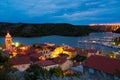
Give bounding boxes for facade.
[13,64,30,71]
[5,32,12,50]
[53,56,73,71]
[60,59,73,71]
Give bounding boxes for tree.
[72,55,87,62]
[114,37,120,45]
[0,53,9,65]
[49,67,64,78]
[0,53,17,80]
[24,64,51,80]
[99,51,104,56]
[107,52,116,58]
[114,69,120,78]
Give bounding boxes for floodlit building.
[5,32,12,50]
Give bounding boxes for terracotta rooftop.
[65,48,77,52]
[29,53,42,62]
[9,57,30,65]
[85,49,98,53]
[82,49,98,56]
[35,60,55,67]
[53,56,67,64]
[83,55,120,74]
[30,53,42,58]
[34,43,48,47]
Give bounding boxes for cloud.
[54,7,113,20]
[24,1,81,17]
[85,1,101,6]
[0,0,120,24]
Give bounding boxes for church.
[5,32,12,50]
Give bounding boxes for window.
[89,68,94,74]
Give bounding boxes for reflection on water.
[0,32,120,53]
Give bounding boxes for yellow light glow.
[118,44,120,46]
[39,56,46,60]
[20,47,25,50]
[0,47,2,50]
[51,47,72,58]
[12,42,15,45]
[15,42,20,47]
[110,56,113,58]
[12,51,17,57]
[51,47,63,58]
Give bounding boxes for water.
[0,32,120,54]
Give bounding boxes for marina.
[0,32,120,54]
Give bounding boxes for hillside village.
[0,32,120,80]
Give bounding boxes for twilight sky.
[0,0,120,25]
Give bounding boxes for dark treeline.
[0,22,98,37]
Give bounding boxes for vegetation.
[24,64,49,80]
[114,37,120,45]
[0,53,9,65]
[99,51,104,56]
[72,54,87,62]
[107,52,117,58]
[24,64,64,80]
[0,22,98,37]
[49,67,64,78]
[114,69,120,78]
[24,64,82,80]
[0,53,17,80]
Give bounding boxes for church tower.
[5,32,12,50]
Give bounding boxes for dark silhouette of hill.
[0,22,98,37]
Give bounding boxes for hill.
[0,22,97,37]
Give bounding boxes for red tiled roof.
[75,48,83,52]
[65,49,76,52]
[53,56,67,64]
[29,53,42,62]
[81,49,98,56]
[35,60,55,67]
[82,50,88,55]
[25,48,36,55]
[85,49,98,53]
[30,53,42,58]
[83,55,120,74]
[34,43,48,47]
[9,57,30,65]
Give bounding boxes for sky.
[0,0,120,25]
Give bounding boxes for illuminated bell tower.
[5,32,12,50]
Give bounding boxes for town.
[0,32,120,80]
